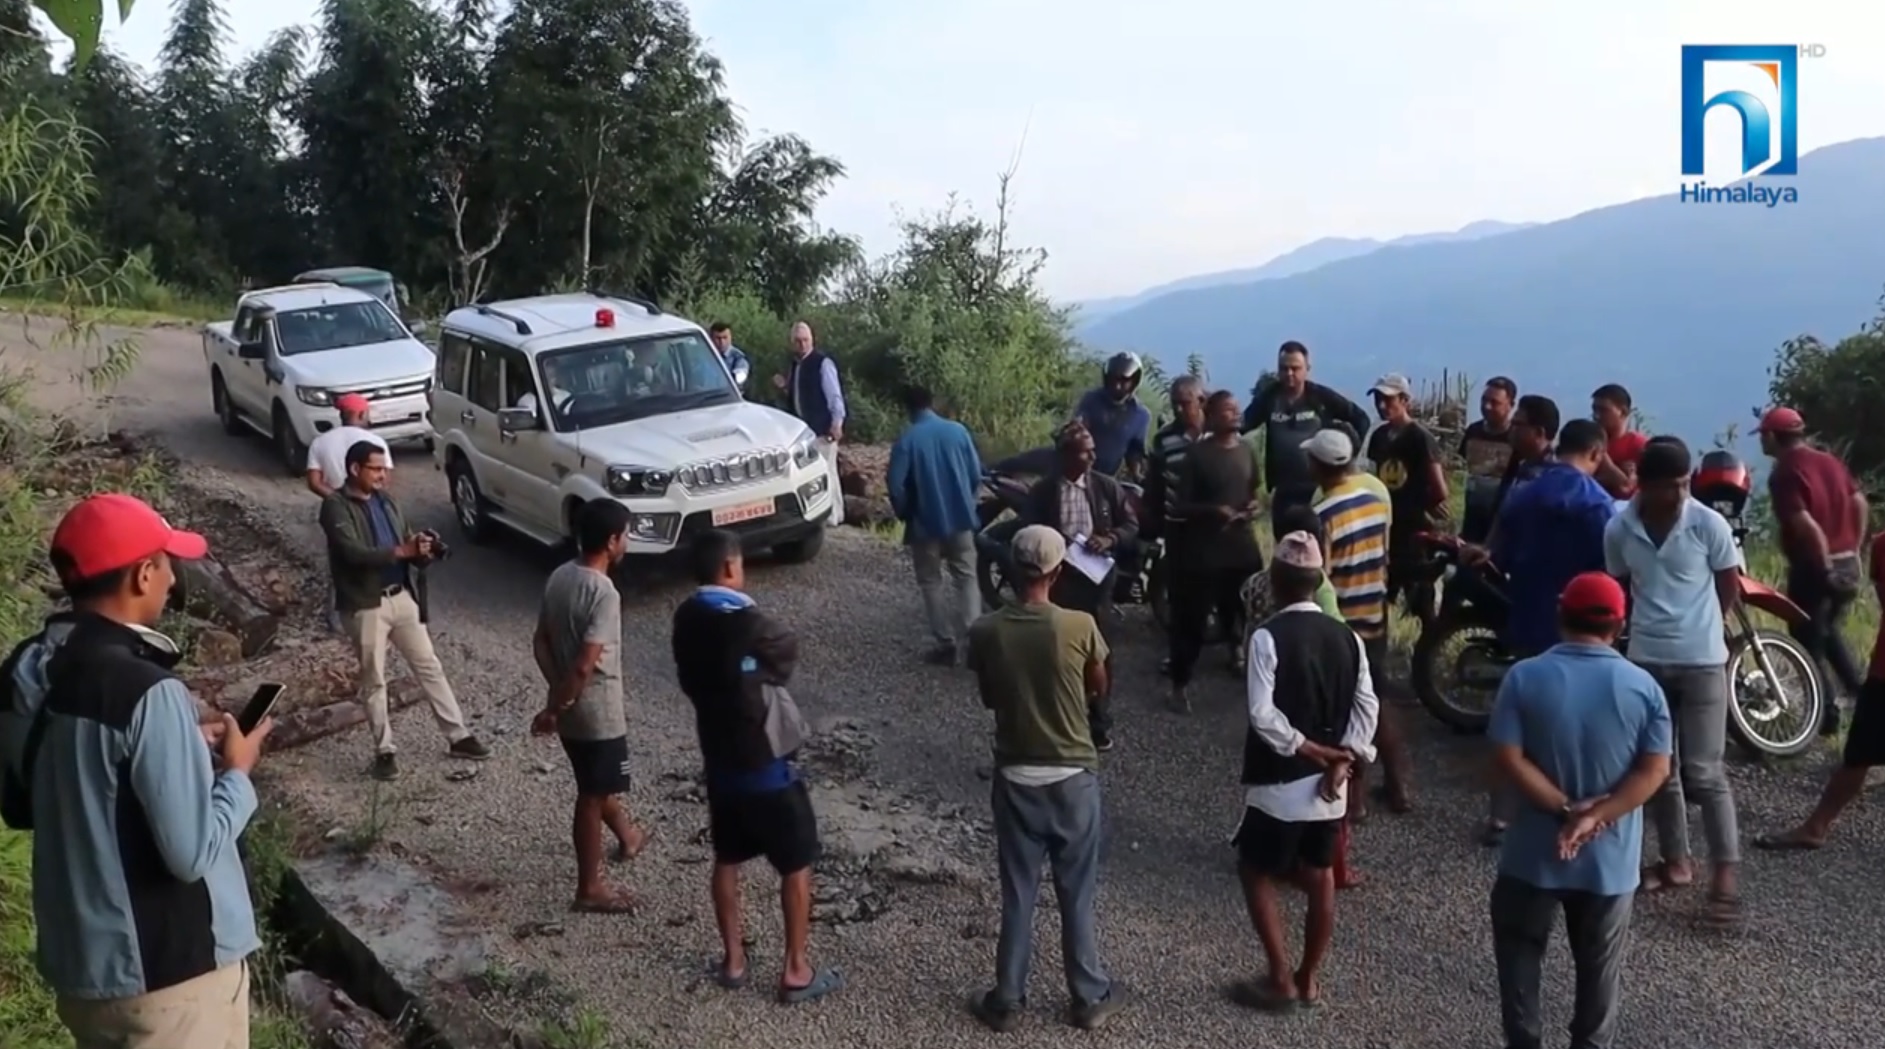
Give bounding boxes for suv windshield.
[274,301,408,356]
[536,331,738,429]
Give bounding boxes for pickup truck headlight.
[790,430,819,468]
[605,465,672,497]
[297,386,334,407]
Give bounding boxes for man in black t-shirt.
[1168,390,1265,711]
[1459,376,1517,544]
[1241,341,1372,538]
[1365,374,1448,624]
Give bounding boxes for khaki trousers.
[345,588,469,755]
[58,962,250,1049]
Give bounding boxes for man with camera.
[320,441,489,781]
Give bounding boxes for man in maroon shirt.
[1755,407,1868,734]
[1754,530,1885,851]
[1590,383,1647,499]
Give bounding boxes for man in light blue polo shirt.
[1602,437,1745,926]
[1488,571,1672,1049]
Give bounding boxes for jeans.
[1490,876,1633,1049]
[909,531,979,647]
[1786,561,1864,698]
[990,772,1111,1007]
[1167,567,1253,687]
[1642,663,1740,865]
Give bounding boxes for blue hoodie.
[1073,388,1151,475]
[1490,462,1616,653]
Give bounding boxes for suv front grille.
[340,378,430,401]
[677,447,790,491]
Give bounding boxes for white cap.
[1302,428,1354,466]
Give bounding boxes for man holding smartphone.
[320,441,489,781]
[1,493,274,1049]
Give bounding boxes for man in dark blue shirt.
[1072,353,1152,477]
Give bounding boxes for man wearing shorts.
[1229,531,1378,1013]
[532,500,648,914]
[672,529,842,1005]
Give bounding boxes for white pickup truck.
[203,283,437,475]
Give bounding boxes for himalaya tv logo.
[1678,45,1819,207]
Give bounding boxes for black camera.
[422,529,451,560]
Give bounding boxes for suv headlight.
[790,430,819,468]
[297,386,334,407]
[605,465,672,497]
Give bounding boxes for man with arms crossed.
[1488,572,1671,1049]
[966,525,1123,1032]
[531,500,649,914]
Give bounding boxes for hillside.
[1080,137,1885,447]
[1070,221,1532,324]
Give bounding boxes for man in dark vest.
[773,320,847,525]
[1228,530,1379,1014]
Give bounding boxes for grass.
[0,282,225,327]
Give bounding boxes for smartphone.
[236,683,286,734]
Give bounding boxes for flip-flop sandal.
[1371,784,1413,815]
[778,967,844,1005]
[1297,995,1326,1012]
[1479,820,1507,848]
[1228,980,1298,1014]
[1638,864,1694,894]
[1753,832,1824,852]
[569,889,639,914]
[705,957,749,990]
[611,827,654,863]
[1704,893,1745,929]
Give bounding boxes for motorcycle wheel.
[977,546,1014,611]
[1725,629,1823,759]
[1410,616,1508,734]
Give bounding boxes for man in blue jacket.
[888,385,984,665]
[1465,418,1616,845]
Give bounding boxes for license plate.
[711,499,774,526]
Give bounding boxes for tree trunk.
[169,555,280,659]
[282,971,403,1049]
[580,189,596,285]
[264,678,424,751]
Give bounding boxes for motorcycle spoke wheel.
[1728,633,1821,756]
[1436,627,1505,720]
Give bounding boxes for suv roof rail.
[472,303,533,335]
[586,288,661,316]
[241,281,341,297]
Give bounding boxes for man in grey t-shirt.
[532,500,647,913]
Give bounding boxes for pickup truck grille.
[677,447,791,490]
[339,378,431,401]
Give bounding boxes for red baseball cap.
[1754,407,1804,435]
[1559,572,1626,621]
[334,393,371,415]
[50,493,209,581]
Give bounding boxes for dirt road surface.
[9,316,1885,1049]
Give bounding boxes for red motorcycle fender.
[1738,573,1809,627]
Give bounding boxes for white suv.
[428,293,836,562]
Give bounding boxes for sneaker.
[1070,987,1126,1030]
[1167,685,1191,713]
[970,990,1021,1033]
[369,754,399,781]
[449,736,493,761]
[922,643,958,667]
[1093,733,1115,753]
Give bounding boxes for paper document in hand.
[1065,535,1114,584]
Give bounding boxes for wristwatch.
[1557,801,1575,821]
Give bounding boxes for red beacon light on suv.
[595,307,614,328]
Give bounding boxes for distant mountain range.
[1075,137,1885,450]
[1071,220,1536,324]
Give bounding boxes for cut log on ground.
[267,679,423,751]
[283,970,404,1049]
[171,554,280,659]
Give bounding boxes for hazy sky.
[92,0,1885,300]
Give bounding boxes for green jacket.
[318,490,431,620]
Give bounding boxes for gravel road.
[10,317,1885,1049]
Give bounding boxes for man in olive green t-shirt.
[964,525,1124,1033]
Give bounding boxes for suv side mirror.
[237,340,266,359]
[497,407,540,433]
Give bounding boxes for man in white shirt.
[1229,531,1378,1014]
[306,393,389,630]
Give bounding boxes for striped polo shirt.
[1314,475,1390,638]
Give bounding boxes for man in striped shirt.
[1306,429,1413,822]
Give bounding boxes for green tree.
[1767,291,1885,481]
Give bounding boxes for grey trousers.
[1491,876,1634,1049]
[1642,663,1741,865]
[991,772,1111,1008]
[910,532,979,647]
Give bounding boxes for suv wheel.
[447,457,494,543]
[271,405,306,477]
[211,371,243,435]
[774,525,826,564]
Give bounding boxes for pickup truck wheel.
[211,371,244,435]
[271,405,306,478]
[447,458,494,543]
[774,525,826,564]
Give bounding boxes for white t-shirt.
[307,426,391,489]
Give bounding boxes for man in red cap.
[305,393,389,499]
[1,494,274,1047]
[1756,405,1868,735]
[1486,570,1672,1049]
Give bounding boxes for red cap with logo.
[334,393,371,415]
[1559,571,1626,621]
[1754,407,1805,435]
[50,493,209,581]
